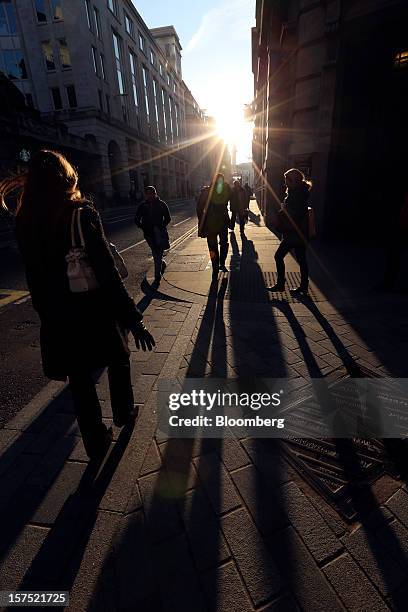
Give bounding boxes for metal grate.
[221,271,326,303]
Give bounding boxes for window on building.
[34,0,47,23]
[106,93,111,115]
[0,1,17,34]
[142,65,150,123]
[174,102,180,139]
[58,38,71,69]
[167,72,170,86]
[100,52,106,80]
[161,88,168,142]
[42,40,55,70]
[150,49,155,67]
[159,63,163,77]
[129,51,139,108]
[93,7,101,38]
[66,85,77,108]
[107,0,117,15]
[394,50,408,69]
[152,79,160,141]
[91,45,98,74]
[50,0,63,20]
[2,49,27,79]
[51,86,63,110]
[98,88,103,111]
[168,96,174,144]
[138,32,145,54]
[112,31,125,94]
[124,12,133,36]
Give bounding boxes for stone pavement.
[1,200,408,611]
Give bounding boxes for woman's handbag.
[109,242,128,279]
[66,208,99,293]
[153,225,170,251]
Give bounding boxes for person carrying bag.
[0,150,155,460]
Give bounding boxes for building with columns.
[252,0,408,237]
[0,0,212,205]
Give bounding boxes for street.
[0,198,197,428]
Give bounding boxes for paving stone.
[0,431,37,477]
[112,510,156,610]
[388,580,408,611]
[25,414,78,455]
[68,510,121,612]
[154,335,177,353]
[138,471,182,542]
[133,375,157,403]
[218,438,250,471]
[375,519,408,571]
[202,561,253,612]
[280,481,342,564]
[323,552,388,611]
[31,461,86,525]
[0,525,49,591]
[258,594,301,611]
[231,465,288,536]
[221,507,282,606]
[150,534,207,612]
[386,488,408,528]
[193,452,241,516]
[268,526,343,612]
[241,440,292,485]
[4,381,65,432]
[140,439,162,476]
[180,486,230,571]
[164,321,184,335]
[342,526,406,596]
[141,353,168,375]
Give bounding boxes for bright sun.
[213,102,253,163]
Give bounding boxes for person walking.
[230,180,248,237]
[196,173,232,282]
[134,185,171,285]
[0,150,155,460]
[268,168,312,295]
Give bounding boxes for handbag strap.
[76,208,85,248]
[71,208,78,248]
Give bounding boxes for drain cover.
[224,271,326,303]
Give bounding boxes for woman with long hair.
[0,150,155,459]
[268,168,312,295]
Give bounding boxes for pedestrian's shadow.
[15,423,135,602]
[273,300,408,601]
[248,208,261,226]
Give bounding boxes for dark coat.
[196,183,231,237]
[280,184,310,243]
[134,198,171,239]
[16,201,142,381]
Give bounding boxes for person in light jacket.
[0,150,155,459]
[134,185,171,284]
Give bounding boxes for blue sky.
[132,0,255,162]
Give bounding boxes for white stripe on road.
[105,214,135,225]
[119,239,145,254]
[173,217,192,227]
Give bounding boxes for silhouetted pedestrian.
[196,173,232,281]
[230,180,248,237]
[268,168,312,295]
[134,186,171,285]
[0,150,155,459]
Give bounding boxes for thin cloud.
[185,0,254,54]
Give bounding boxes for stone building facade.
[0,0,212,204]
[252,0,408,237]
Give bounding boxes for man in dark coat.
[135,185,171,284]
[196,173,232,281]
[230,180,248,237]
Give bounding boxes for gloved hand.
[131,322,155,351]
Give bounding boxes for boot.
[290,285,308,296]
[267,282,285,292]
